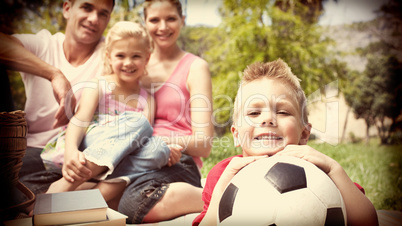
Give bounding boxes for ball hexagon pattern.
[218,156,346,226]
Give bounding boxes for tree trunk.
[376,116,389,145]
[340,107,351,143]
[365,118,370,145]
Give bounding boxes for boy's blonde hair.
[233,59,309,126]
[103,21,153,75]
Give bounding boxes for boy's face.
[231,78,310,157]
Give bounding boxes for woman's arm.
[63,79,100,182]
[162,58,214,158]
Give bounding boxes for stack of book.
[4,189,127,226]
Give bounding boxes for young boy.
[193,59,378,226]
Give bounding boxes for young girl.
[42,21,170,203]
[118,0,214,223]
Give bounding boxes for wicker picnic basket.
[0,110,35,220]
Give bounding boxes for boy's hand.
[217,155,268,193]
[200,155,268,226]
[276,145,378,226]
[63,149,92,182]
[275,145,339,176]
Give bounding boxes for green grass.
[201,136,402,211]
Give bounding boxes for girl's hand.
[62,149,92,182]
[275,145,340,176]
[167,144,183,166]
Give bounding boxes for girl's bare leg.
[46,161,107,193]
[142,182,203,222]
[46,177,82,193]
[76,182,97,190]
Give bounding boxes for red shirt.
[193,155,241,226]
[192,155,365,225]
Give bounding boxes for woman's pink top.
[152,53,203,169]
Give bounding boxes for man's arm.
[0,33,76,127]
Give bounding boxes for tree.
[178,26,215,60]
[206,0,347,135]
[0,0,66,34]
[108,0,143,27]
[374,0,402,52]
[273,0,324,24]
[344,0,402,144]
[345,55,401,144]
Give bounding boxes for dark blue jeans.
[19,147,62,195]
[118,154,202,224]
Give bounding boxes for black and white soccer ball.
[218,156,346,226]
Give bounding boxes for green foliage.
[345,54,401,144]
[0,0,63,34]
[376,0,402,52]
[8,71,26,110]
[203,135,402,211]
[178,26,215,59]
[204,0,347,134]
[273,0,324,24]
[9,0,65,34]
[333,0,402,145]
[107,0,143,33]
[2,0,65,110]
[201,134,240,178]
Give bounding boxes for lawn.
[201,136,402,211]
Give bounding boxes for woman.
[117,0,214,223]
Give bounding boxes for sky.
[185,0,388,27]
[318,0,388,25]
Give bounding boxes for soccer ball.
[217,156,346,226]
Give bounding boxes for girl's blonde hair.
[103,21,153,75]
[233,59,309,126]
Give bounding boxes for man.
[0,0,114,190]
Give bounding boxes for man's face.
[232,78,309,157]
[63,0,113,45]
